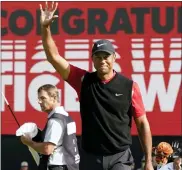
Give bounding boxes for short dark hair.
[37,84,59,102]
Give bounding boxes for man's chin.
[41,108,51,113]
[98,68,109,74]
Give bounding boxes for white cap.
[21,161,28,167]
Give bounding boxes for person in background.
[173,157,182,170]
[20,84,80,170]
[152,142,173,170]
[158,156,181,170]
[171,141,182,170]
[20,161,29,170]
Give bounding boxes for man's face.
[153,154,168,167]
[38,90,55,113]
[92,51,115,75]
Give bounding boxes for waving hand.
[39,1,58,27]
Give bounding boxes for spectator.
[152,142,173,169]
[158,157,181,170]
[174,157,182,170]
[20,161,28,170]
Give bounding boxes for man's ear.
[113,53,116,61]
[52,95,57,101]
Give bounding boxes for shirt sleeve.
[132,82,146,118]
[66,64,87,99]
[44,119,65,145]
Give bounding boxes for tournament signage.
[1,2,181,135]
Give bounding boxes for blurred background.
[1,1,181,170]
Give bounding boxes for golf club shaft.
[1,92,20,127]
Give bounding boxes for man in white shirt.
[159,157,181,170]
[20,84,80,170]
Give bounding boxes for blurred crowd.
[19,161,29,170]
[19,141,181,170]
[137,141,182,170]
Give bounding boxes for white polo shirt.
[159,163,174,170]
[44,106,68,165]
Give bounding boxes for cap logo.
[97,43,107,47]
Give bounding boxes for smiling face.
[92,51,116,75]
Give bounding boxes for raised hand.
[39,1,58,27]
[171,141,182,158]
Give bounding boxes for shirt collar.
[48,106,68,118]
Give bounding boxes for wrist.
[144,155,152,162]
[41,24,50,29]
[27,139,34,147]
[145,158,152,163]
[41,25,50,30]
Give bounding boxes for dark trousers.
[38,157,68,170]
[79,148,134,170]
[48,165,68,170]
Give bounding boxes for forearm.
[41,26,70,79]
[41,26,59,62]
[28,141,50,155]
[137,120,152,162]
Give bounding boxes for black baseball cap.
[92,39,115,56]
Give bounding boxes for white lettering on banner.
[32,40,46,60]
[30,61,56,73]
[1,38,181,113]
[14,76,26,111]
[1,75,26,111]
[1,76,13,111]
[64,39,90,60]
[169,38,182,72]
[64,82,79,112]
[1,62,13,72]
[132,74,181,112]
[28,40,61,111]
[1,40,27,112]
[1,40,26,60]
[31,40,56,73]
[131,38,182,112]
[64,39,90,111]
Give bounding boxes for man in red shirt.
[39,2,153,170]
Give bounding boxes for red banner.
[1,2,181,135]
